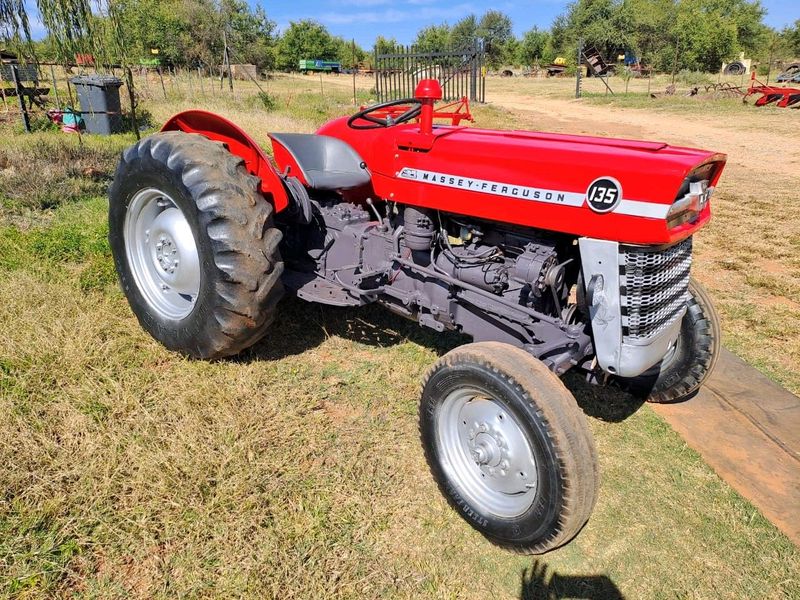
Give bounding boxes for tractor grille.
[620,237,692,341]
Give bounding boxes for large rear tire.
[619,278,720,403]
[419,342,599,554]
[109,131,284,359]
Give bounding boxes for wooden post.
[374,46,380,101]
[198,66,205,95]
[575,38,583,99]
[221,30,234,93]
[0,67,8,112]
[125,67,140,141]
[157,66,167,99]
[766,36,775,85]
[352,38,357,105]
[671,38,679,86]
[49,64,61,109]
[11,66,31,133]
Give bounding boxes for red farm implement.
[744,72,800,108]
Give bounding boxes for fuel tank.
[317,117,726,245]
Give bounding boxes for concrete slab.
[652,349,800,546]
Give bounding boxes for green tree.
[333,37,366,69]
[517,26,550,65]
[450,14,478,49]
[786,19,800,55]
[276,19,339,71]
[413,23,451,53]
[477,10,513,67]
[374,35,399,55]
[222,0,277,70]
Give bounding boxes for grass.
[0,73,798,598]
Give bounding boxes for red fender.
[162,110,290,213]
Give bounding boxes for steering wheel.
[347,98,423,129]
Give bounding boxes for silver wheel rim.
[124,187,201,320]
[437,387,538,518]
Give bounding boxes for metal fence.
[374,40,486,103]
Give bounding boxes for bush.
[256,91,277,111]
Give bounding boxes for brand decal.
[586,177,622,213]
[396,167,671,220]
[397,168,585,207]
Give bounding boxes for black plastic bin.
[69,75,123,135]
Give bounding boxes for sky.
[19,0,799,46]
[267,0,799,48]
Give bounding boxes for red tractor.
[109,79,724,554]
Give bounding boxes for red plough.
[744,71,800,108]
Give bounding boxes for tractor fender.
[161,110,290,213]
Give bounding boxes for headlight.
[667,179,712,228]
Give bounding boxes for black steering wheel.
[347,98,423,129]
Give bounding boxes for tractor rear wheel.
[618,278,720,403]
[419,342,599,554]
[109,131,283,359]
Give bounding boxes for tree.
[0,0,30,47]
[548,0,768,72]
[276,20,339,71]
[333,37,366,69]
[450,14,478,49]
[518,26,550,65]
[222,0,277,70]
[374,35,399,55]
[413,23,451,53]
[477,10,513,67]
[785,19,800,55]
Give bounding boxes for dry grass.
[0,73,798,598]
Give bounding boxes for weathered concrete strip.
[652,349,800,546]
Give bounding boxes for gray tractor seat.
[269,133,371,191]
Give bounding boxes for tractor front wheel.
[109,131,284,359]
[618,278,720,403]
[419,342,599,554]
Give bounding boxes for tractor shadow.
[519,560,625,600]
[238,296,646,422]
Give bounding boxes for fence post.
[125,67,140,141]
[575,39,583,99]
[470,40,478,101]
[374,46,380,102]
[352,38,357,105]
[49,64,61,109]
[11,66,31,133]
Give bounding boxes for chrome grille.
[620,237,692,341]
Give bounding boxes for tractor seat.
[269,133,371,191]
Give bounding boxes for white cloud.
[318,2,478,25]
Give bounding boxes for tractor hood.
[317,117,726,245]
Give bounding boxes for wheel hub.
[124,189,201,320]
[155,234,178,274]
[437,389,538,518]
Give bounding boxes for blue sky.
[267,0,799,47]
[20,0,799,45]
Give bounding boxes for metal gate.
[374,40,486,103]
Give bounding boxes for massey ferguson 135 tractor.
[109,79,724,554]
